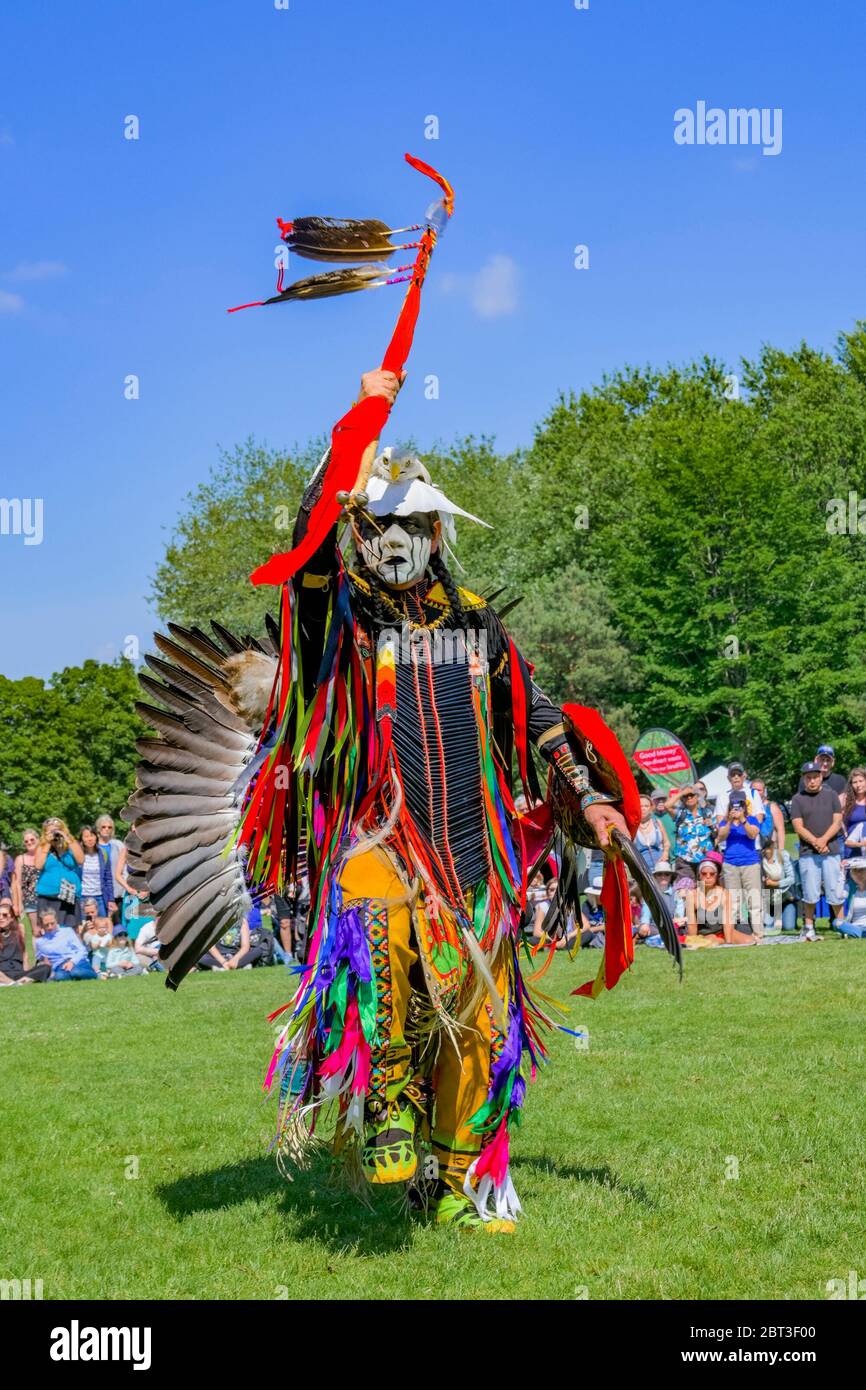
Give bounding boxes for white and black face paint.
[358,512,435,590]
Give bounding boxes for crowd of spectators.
[526,744,866,951]
[0,813,310,987]
[1,741,863,985]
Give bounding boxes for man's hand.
[359,369,405,405]
[583,802,629,849]
[62,960,74,972]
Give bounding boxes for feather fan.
[126,619,278,989]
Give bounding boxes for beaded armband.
[547,741,591,795]
[579,790,617,813]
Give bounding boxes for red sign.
[633,744,692,775]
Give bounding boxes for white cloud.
[0,289,24,314]
[441,253,519,319]
[5,260,67,282]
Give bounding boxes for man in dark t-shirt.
[790,761,845,939]
[797,743,846,796]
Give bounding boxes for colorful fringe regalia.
[240,523,647,1221]
[125,152,677,1229]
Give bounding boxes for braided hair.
[428,549,466,627]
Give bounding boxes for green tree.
[0,661,145,849]
[150,438,322,636]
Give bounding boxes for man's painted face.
[358,511,437,590]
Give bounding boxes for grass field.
[2,939,863,1301]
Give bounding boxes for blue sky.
[1,0,864,679]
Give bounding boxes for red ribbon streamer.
[250,154,454,588]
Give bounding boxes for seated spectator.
[669,785,715,887]
[790,760,845,940]
[245,902,276,965]
[198,919,262,971]
[633,794,671,873]
[78,824,116,917]
[841,767,866,861]
[714,762,765,825]
[134,919,162,971]
[836,857,866,938]
[683,856,755,947]
[34,908,98,980]
[104,926,146,977]
[717,789,764,940]
[80,896,102,938]
[521,874,547,942]
[34,819,84,927]
[531,878,555,943]
[82,916,114,975]
[760,840,798,934]
[629,881,653,942]
[580,863,606,948]
[0,904,51,984]
[650,859,686,940]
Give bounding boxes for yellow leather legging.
[336,846,509,1182]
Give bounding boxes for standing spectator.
[694,781,712,813]
[78,825,116,917]
[650,790,677,854]
[121,886,156,942]
[797,744,846,796]
[716,789,764,940]
[34,819,84,927]
[14,828,40,935]
[0,844,16,906]
[837,857,866,938]
[0,904,51,984]
[95,815,126,918]
[669,786,715,886]
[290,876,312,964]
[34,908,98,980]
[790,761,845,939]
[750,778,786,850]
[714,762,765,824]
[633,794,671,873]
[841,767,866,861]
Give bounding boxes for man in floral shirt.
[670,786,716,885]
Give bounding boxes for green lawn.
[2,939,863,1300]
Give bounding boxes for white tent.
[699,764,730,804]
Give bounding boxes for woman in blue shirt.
[34,818,84,928]
[716,790,763,940]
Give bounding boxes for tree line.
[5,324,864,844]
